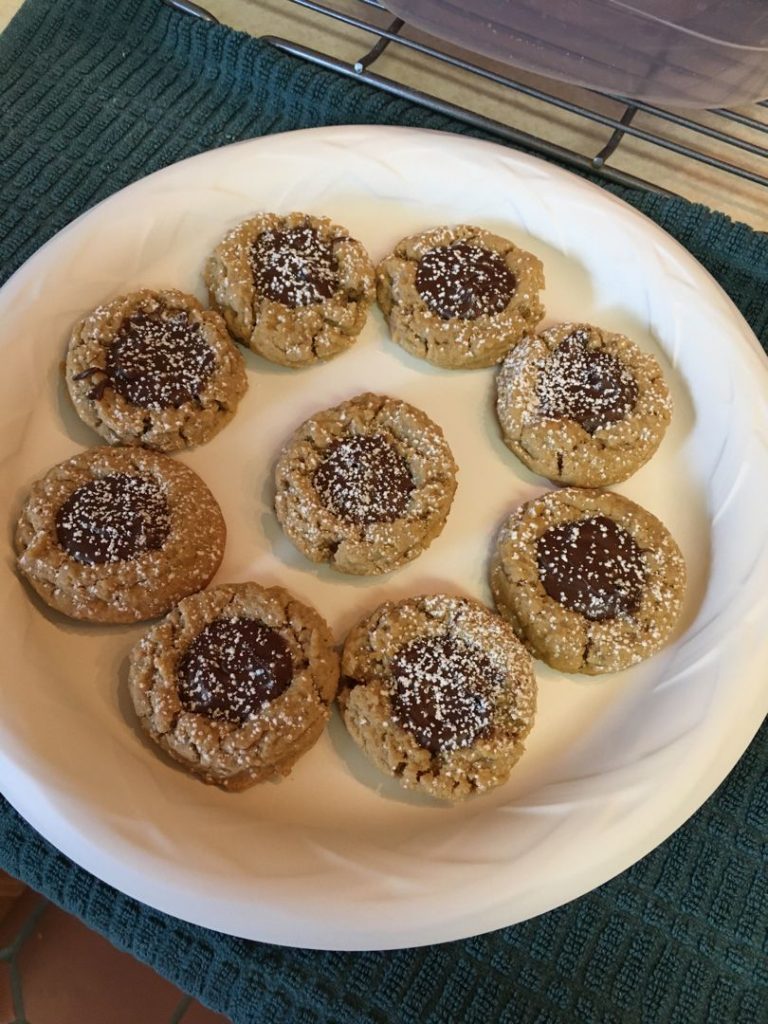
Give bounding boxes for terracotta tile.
[0,870,25,924]
[0,891,228,1023]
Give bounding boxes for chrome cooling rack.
[163,0,768,201]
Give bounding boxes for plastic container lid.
[383,0,768,107]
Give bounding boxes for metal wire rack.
[163,0,768,209]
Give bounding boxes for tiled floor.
[0,888,229,1024]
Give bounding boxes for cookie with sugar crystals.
[15,446,225,623]
[129,582,339,790]
[490,487,686,674]
[376,224,545,368]
[338,594,536,801]
[205,211,375,367]
[66,288,247,453]
[496,322,672,486]
[274,392,457,575]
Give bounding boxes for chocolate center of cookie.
[313,435,414,525]
[55,473,170,565]
[415,242,516,320]
[389,635,504,754]
[250,224,339,307]
[177,617,294,725]
[75,311,215,409]
[537,330,638,434]
[537,515,646,621]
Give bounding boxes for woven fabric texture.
[0,1,766,1022]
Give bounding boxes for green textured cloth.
[1,1,766,1021]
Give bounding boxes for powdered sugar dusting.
[75,309,215,410]
[177,617,294,725]
[387,635,503,753]
[313,434,414,525]
[250,224,339,307]
[415,242,516,321]
[536,515,646,621]
[55,473,170,565]
[536,328,638,433]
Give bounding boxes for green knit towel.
[0,2,766,1022]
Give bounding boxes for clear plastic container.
[383,0,768,107]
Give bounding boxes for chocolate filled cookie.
[129,582,339,790]
[490,488,686,674]
[338,594,536,801]
[274,392,458,575]
[66,289,247,452]
[204,212,375,367]
[496,323,672,486]
[376,225,545,369]
[15,447,225,623]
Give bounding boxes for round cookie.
[338,594,536,801]
[129,582,339,790]
[15,446,225,623]
[66,288,247,452]
[496,323,672,486]
[204,211,375,368]
[274,392,458,575]
[376,224,545,369]
[490,488,686,675]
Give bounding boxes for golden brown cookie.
[376,224,545,369]
[204,211,375,367]
[274,392,458,575]
[496,323,672,486]
[15,447,225,623]
[128,582,339,790]
[490,488,686,675]
[338,594,536,801]
[66,288,247,452]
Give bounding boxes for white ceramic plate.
[1,127,767,951]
